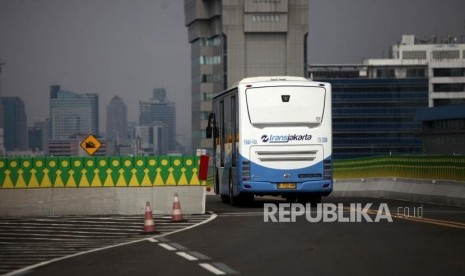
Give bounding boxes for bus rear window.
[245,86,326,125]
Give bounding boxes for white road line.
[176,252,198,261]
[146,237,158,243]
[218,212,264,217]
[199,263,226,275]
[169,242,188,251]
[187,251,211,261]
[158,243,176,251]
[212,262,239,274]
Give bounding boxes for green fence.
[0,156,205,188]
[334,155,465,182]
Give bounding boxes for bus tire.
[221,195,230,203]
[214,169,220,194]
[229,173,238,206]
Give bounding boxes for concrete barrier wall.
[332,178,465,207]
[0,187,205,216]
[333,155,465,182]
[0,156,207,216]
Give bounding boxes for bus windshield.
[245,86,326,125]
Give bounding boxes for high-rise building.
[49,85,99,140]
[185,0,309,149]
[366,34,465,155]
[28,120,49,153]
[0,97,28,151]
[139,88,176,152]
[310,34,465,158]
[367,34,465,107]
[106,96,128,147]
[134,124,168,156]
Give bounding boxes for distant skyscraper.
[0,97,27,151]
[106,96,128,146]
[49,85,99,139]
[185,0,309,149]
[139,88,176,152]
[135,124,168,155]
[28,120,49,153]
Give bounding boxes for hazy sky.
[1,0,464,149]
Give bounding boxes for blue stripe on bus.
[237,154,332,194]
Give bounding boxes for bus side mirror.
[206,126,213,139]
[206,112,217,139]
[206,125,218,139]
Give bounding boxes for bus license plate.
[278,183,296,189]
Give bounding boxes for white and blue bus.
[206,76,332,205]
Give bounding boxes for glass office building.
[0,97,27,151]
[311,65,429,159]
[49,85,99,140]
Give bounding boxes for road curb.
[332,178,465,207]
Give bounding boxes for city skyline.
[1,0,464,151]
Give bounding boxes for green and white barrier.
[0,156,205,188]
[0,156,207,216]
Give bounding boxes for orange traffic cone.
[142,201,158,234]
[171,193,187,223]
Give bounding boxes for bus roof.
[234,76,308,87]
[213,76,324,99]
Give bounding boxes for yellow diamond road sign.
[80,134,102,156]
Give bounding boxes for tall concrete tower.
[185,0,308,150]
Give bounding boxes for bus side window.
[231,96,237,166]
[220,100,225,167]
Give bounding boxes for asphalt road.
[18,196,465,276]
[0,214,212,275]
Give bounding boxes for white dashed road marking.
[199,263,227,275]
[176,252,199,261]
[150,233,238,275]
[158,243,177,251]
